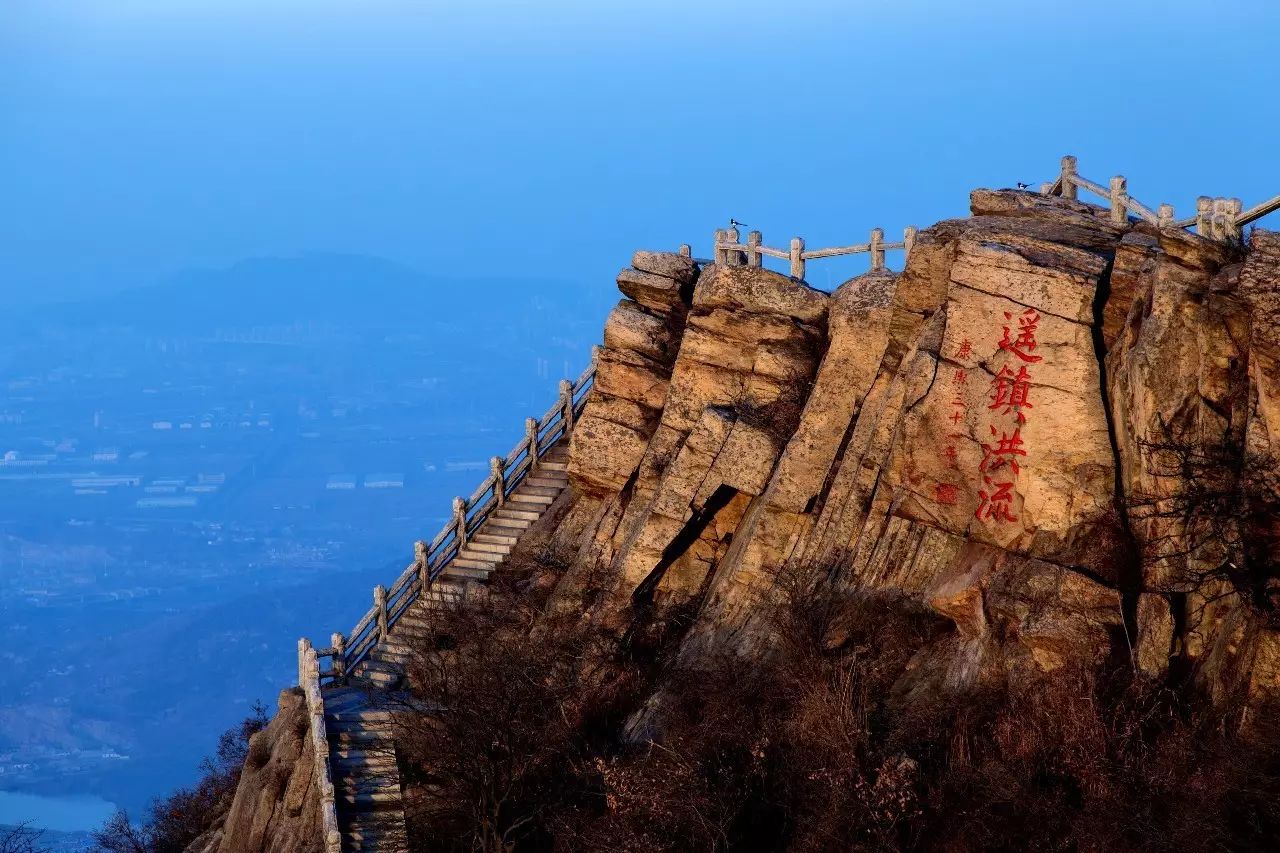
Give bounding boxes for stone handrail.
[1042,154,1280,240]
[308,354,596,686]
[695,225,918,281]
[297,639,343,853]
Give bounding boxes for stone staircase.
[318,442,572,851]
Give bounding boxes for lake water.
[0,789,116,833]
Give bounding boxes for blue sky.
[3,0,1279,304]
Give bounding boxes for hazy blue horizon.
[5,0,1280,309]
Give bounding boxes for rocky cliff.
[561,189,1279,714]
[186,690,324,853]
[206,187,1280,852]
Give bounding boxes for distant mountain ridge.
[11,253,598,336]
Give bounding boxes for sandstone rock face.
[555,193,1280,717]
[185,689,322,853]
[569,252,694,497]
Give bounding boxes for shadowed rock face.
[560,191,1279,711]
[185,690,323,853]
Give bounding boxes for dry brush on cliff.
[382,556,1280,852]
[91,703,272,853]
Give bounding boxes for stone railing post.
[490,456,506,507]
[373,585,388,642]
[330,632,346,685]
[297,637,312,687]
[725,226,740,267]
[1109,175,1128,225]
[415,539,429,590]
[789,237,805,280]
[1226,198,1243,241]
[1210,197,1228,240]
[525,416,540,471]
[452,496,468,551]
[678,244,691,257]
[1158,203,1175,228]
[1196,196,1212,235]
[746,230,762,268]
[870,227,885,270]
[1060,155,1078,200]
[903,226,918,262]
[713,228,726,265]
[1039,182,1054,195]
[559,378,575,433]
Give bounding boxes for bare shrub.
[1129,423,1280,624]
[92,702,269,853]
[0,823,47,853]
[389,558,1280,851]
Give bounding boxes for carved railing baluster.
[525,417,539,473]
[374,585,388,642]
[491,456,506,507]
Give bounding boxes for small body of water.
[0,789,116,833]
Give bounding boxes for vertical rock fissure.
[1090,252,1142,648]
[631,484,740,609]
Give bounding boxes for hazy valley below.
[0,253,607,833]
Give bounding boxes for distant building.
[364,473,405,489]
[136,497,198,508]
[152,421,173,430]
[326,474,357,490]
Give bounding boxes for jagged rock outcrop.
[215,188,1280,847]
[555,191,1280,713]
[185,689,323,853]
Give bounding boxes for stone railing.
[308,356,595,686]
[689,225,918,281]
[1042,154,1280,240]
[297,639,343,853]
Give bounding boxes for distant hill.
[8,253,605,338]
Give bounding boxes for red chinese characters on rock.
[975,310,1041,525]
[934,482,959,506]
[989,364,1034,424]
[942,339,972,471]
[998,308,1044,363]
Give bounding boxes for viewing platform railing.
[1042,154,1280,240]
[685,225,918,281]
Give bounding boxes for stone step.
[450,555,497,571]
[333,754,398,772]
[473,531,519,546]
[328,726,394,744]
[323,686,375,706]
[324,691,375,713]
[524,472,568,486]
[343,818,408,849]
[537,460,568,472]
[522,479,568,491]
[331,746,397,763]
[371,649,411,666]
[326,709,391,727]
[356,668,400,688]
[336,788,402,808]
[505,496,553,510]
[508,492,554,507]
[514,484,562,499]
[442,564,492,582]
[494,506,540,522]
[464,540,511,556]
